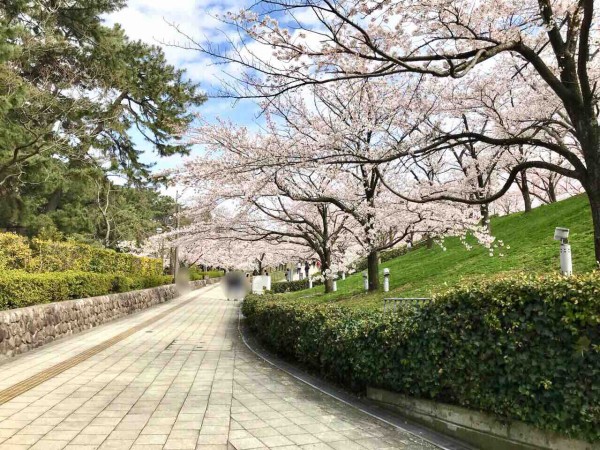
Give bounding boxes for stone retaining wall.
[0,278,221,360]
[367,387,594,450]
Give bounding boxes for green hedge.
[0,271,173,310]
[271,278,323,293]
[189,268,224,281]
[0,232,162,276]
[242,274,600,441]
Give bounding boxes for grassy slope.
[280,194,596,310]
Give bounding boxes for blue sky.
[104,0,263,179]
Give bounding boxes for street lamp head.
[156,227,163,234]
[383,268,390,276]
[553,227,569,243]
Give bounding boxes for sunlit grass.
[279,195,596,310]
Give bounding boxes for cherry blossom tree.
[186,0,600,262]
[177,149,354,291]
[182,79,486,290]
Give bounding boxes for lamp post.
[156,227,164,274]
[554,227,572,276]
[383,268,390,292]
[363,271,368,291]
[173,190,182,281]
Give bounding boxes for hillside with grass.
[280,194,597,309]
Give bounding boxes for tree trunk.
[104,221,111,247]
[44,188,62,213]
[480,203,490,230]
[321,251,333,293]
[520,170,532,212]
[324,279,334,293]
[367,250,379,291]
[588,187,600,265]
[426,234,434,249]
[548,181,557,203]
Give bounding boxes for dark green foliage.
[242,274,600,441]
[0,0,204,184]
[0,271,173,310]
[0,1,204,243]
[270,278,324,293]
[0,163,180,248]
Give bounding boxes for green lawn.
[280,194,597,310]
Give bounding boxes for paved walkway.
[0,284,438,450]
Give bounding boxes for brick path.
[0,284,438,450]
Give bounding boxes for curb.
[237,308,476,450]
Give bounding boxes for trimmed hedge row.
[0,232,162,276]
[270,278,323,293]
[189,268,224,281]
[0,271,173,310]
[242,274,600,441]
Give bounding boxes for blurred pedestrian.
[224,272,246,301]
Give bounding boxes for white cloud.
[106,0,264,191]
[104,0,247,83]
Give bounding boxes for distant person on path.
[304,261,310,278]
[224,272,245,301]
[296,262,302,277]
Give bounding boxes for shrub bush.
[270,278,323,293]
[189,268,224,281]
[0,232,162,277]
[139,274,174,289]
[0,271,174,310]
[242,273,600,441]
[0,233,32,270]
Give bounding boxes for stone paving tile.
[0,285,439,450]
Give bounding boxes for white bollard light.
[308,278,313,289]
[342,272,346,280]
[333,280,337,292]
[383,268,390,292]
[363,271,368,291]
[554,227,573,276]
[560,244,573,275]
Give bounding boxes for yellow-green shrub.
[189,268,224,281]
[0,271,174,310]
[0,232,162,277]
[0,233,32,270]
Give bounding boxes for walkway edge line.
[0,283,221,405]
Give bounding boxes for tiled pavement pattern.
[0,284,439,450]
